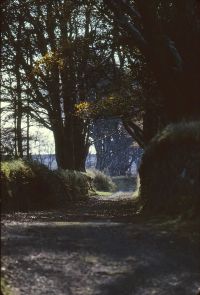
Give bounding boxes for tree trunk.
[53,117,89,171]
[15,19,23,158]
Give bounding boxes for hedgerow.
[139,121,200,217]
[1,159,90,212]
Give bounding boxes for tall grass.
[1,159,90,212]
[87,169,116,192]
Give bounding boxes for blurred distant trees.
[92,119,136,175]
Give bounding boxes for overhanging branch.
[122,118,145,147]
[103,0,148,55]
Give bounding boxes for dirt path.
[1,194,200,295]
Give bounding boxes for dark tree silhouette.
[103,0,200,122]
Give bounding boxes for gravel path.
[1,194,200,295]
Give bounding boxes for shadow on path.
[1,196,200,295]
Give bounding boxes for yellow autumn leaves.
[33,51,64,75]
[75,95,135,118]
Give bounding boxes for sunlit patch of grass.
[96,191,113,196]
[1,159,34,179]
[1,278,12,295]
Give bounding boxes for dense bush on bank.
[139,121,200,217]
[0,159,90,212]
[87,169,116,192]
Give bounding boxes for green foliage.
[87,169,116,192]
[139,121,200,217]
[55,169,90,201]
[1,160,89,212]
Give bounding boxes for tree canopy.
[1,0,200,170]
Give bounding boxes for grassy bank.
[1,278,12,295]
[139,121,200,217]
[1,159,90,212]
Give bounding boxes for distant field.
[112,176,137,192]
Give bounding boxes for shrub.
[139,121,200,217]
[112,176,137,192]
[55,169,90,201]
[1,159,89,212]
[87,169,116,192]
